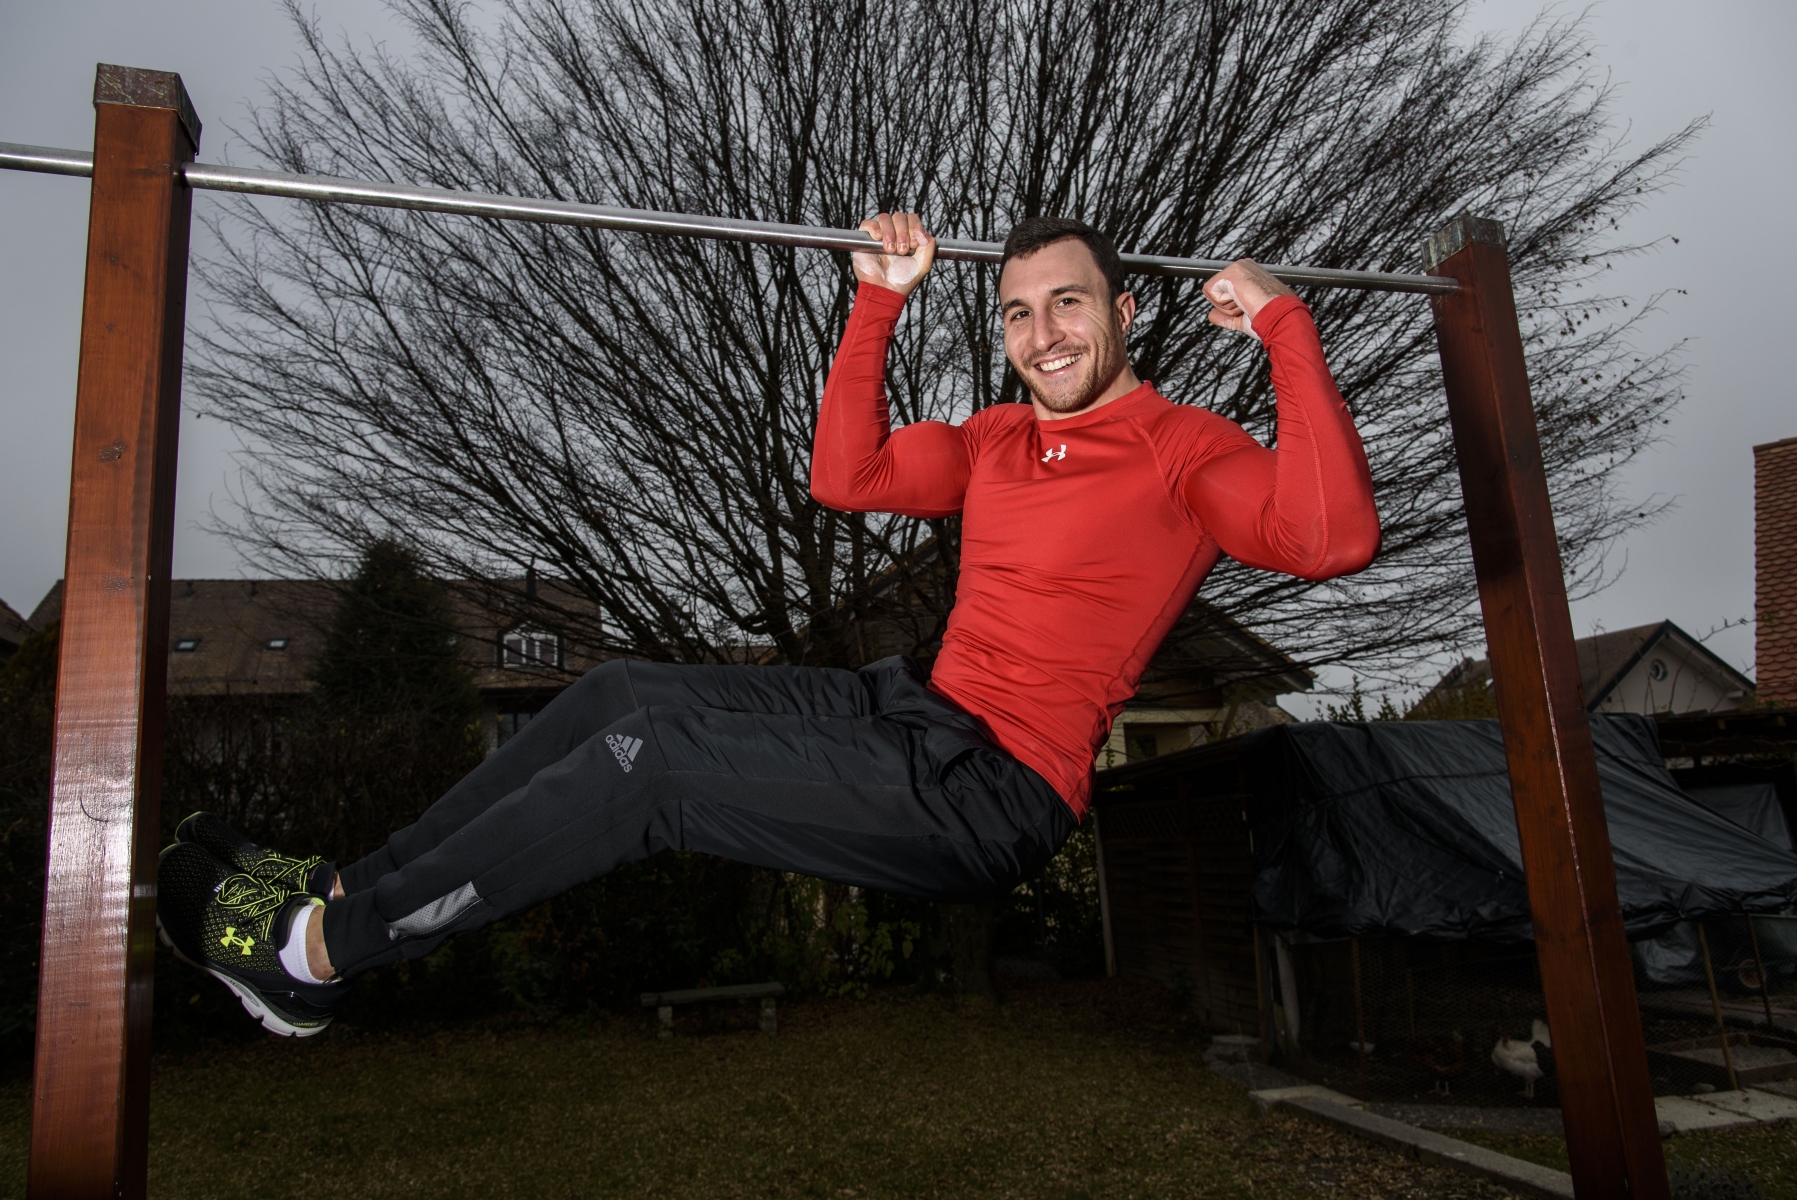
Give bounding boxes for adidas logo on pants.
[606,733,644,772]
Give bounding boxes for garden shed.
[1093,715,1797,1083]
[1094,736,1265,1034]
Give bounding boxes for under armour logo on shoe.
[1040,444,1066,462]
[606,733,644,773]
[219,926,255,956]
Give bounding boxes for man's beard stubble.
[1019,316,1129,415]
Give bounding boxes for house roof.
[1578,622,1755,707]
[26,558,1312,708]
[25,585,61,631]
[1135,598,1314,703]
[26,577,606,699]
[166,579,334,696]
[1431,620,1755,714]
[0,597,34,654]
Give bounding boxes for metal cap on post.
[93,63,203,149]
[1421,213,1505,274]
[1424,213,1668,1199]
[29,65,198,1200]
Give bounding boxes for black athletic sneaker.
[156,841,347,1037]
[175,812,335,899]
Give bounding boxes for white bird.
[1492,1034,1544,1098]
[1531,1018,1552,1049]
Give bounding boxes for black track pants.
[323,656,1077,977]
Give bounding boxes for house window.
[1648,658,1668,681]
[265,637,290,651]
[498,710,537,744]
[172,637,200,652]
[501,628,562,669]
[1126,730,1160,762]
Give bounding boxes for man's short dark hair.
[1000,217,1127,302]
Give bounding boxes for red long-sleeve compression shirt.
[812,283,1379,817]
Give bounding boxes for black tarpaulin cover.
[1686,783,1794,850]
[1245,715,1797,942]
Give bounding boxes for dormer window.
[501,628,562,669]
[172,637,200,652]
[265,638,290,651]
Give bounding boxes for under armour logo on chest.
[1040,444,1067,462]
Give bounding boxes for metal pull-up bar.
[0,140,1459,296]
[10,63,1668,1200]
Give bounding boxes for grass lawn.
[1454,1124,1797,1199]
[0,978,1530,1200]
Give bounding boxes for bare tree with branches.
[193,0,1695,684]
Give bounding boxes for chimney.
[1756,436,1797,705]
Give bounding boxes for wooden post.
[1425,215,1668,1198]
[1251,924,1273,1053]
[1093,809,1117,978]
[1744,916,1778,1029]
[28,65,198,1200]
[1696,923,1741,1091]
[1350,937,1370,1102]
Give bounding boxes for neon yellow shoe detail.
[156,841,346,1038]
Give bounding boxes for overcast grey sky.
[2,1,1792,700]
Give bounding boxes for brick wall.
[1756,436,1797,704]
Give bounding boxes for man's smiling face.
[999,238,1137,417]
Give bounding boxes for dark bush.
[0,622,55,1061]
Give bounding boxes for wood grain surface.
[1428,217,1669,1199]
[28,67,196,1200]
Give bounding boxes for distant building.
[1097,601,1310,767]
[845,536,1310,770]
[1422,619,1754,718]
[23,556,1310,767]
[0,597,34,664]
[1756,435,1797,706]
[26,577,605,751]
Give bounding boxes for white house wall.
[1593,639,1745,715]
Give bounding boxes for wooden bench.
[640,982,785,1038]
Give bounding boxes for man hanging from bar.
[157,213,1381,1035]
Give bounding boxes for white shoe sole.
[157,917,331,1039]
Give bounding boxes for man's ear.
[1115,290,1137,335]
